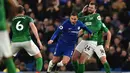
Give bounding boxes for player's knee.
[34,53,42,58]
[100,56,107,64]
[72,55,78,61]
[72,50,80,61]
[79,57,87,64]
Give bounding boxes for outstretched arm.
[30,22,43,50]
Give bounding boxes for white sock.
[47,60,55,72]
[57,61,64,67]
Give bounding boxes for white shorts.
[0,31,12,60]
[76,40,106,58]
[11,40,40,56]
[95,45,106,58]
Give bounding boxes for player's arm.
[78,29,84,37]
[78,5,88,22]
[7,0,19,20]
[105,30,111,49]
[102,23,111,51]
[30,22,43,49]
[48,20,66,44]
[8,0,18,6]
[48,27,61,44]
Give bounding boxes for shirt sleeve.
[50,20,66,40]
[95,14,102,24]
[28,16,34,23]
[102,23,108,33]
[80,21,92,34]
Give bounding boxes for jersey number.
[16,21,24,31]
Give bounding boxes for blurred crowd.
[0,0,130,72]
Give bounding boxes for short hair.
[70,11,78,16]
[17,5,24,14]
[89,2,98,9]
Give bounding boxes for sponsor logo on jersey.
[85,22,92,26]
[70,31,79,34]
[89,17,93,20]
[97,16,101,20]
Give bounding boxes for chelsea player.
[47,12,92,73]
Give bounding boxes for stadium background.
[1,0,130,72]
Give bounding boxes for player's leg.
[47,56,60,73]
[95,45,111,73]
[72,50,80,73]
[78,52,89,73]
[34,52,43,73]
[77,41,96,73]
[0,31,16,73]
[47,43,63,73]
[23,40,43,73]
[77,48,93,73]
[11,42,22,56]
[57,56,70,67]
[57,46,74,67]
[72,40,87,73]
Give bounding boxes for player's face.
[70,16,78,25]
[87,5,96,14]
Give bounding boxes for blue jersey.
[50,19,92,46]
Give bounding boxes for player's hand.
[37,39,44,50]
[48,40,54,44]
[39,44,44,50]
[82,5,88,13]
[82,34,92,40]
[105,43,109,51]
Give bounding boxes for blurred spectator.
[73,0,84,13]
[111,12,121,28]
[113,37,122,49]
[36,3,46,21]
[98,5,110,19]
[104,16,113,29]
[17,0,24,5]
[122,22,130,49]
[43,61,49,71]
[117,24,124,35]
[61,0,73,18]
[122,56,130,71]
[19,62,28,71]
[46,0,60,20]
[112,0,126,11]
[107,46,116,69]
[24,3,32,15]
[30,12,37,22]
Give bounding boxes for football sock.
[72,61,79,73]
[5,58,16,73]
[103,62,111,73]
[77,64,85,73]
[36,57,43,71]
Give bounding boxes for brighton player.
[72,2,111,73]
[0,0,17,73]
[47,12,92,73]
[11,5,44,73]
